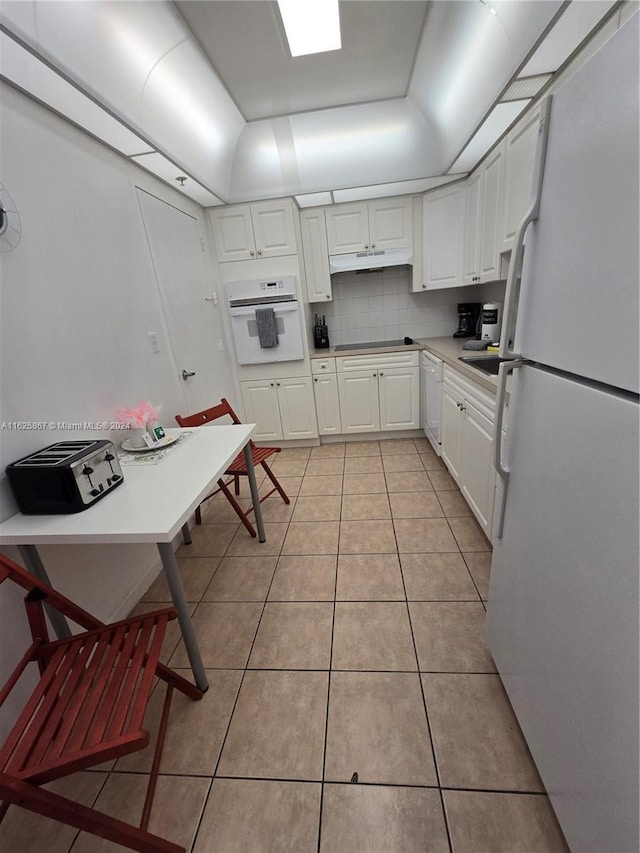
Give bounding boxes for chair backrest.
[175,397,242,428]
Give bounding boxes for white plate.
[121,435,178,453]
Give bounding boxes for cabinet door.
[276,377,318,440]
[460,399,495,536]
[300,208,332,303]
[325,203,369,254]
[337,370,380,433]
[241,380,283,441]
[368,197,412,250]
[251,199,297,258]
[211,205,256,262]
[423,184,464,289]
[379,367,419,431]
[480,142,504,281]
[462,171,483,285]
[313,374,342,435]
[501,107,541,253]
[441,383,464,483]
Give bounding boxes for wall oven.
[227,276,304,365]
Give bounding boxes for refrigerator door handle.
[499,96,553,361]
[494,358,524,538]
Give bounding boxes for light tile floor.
[2,438,569,853]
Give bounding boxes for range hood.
[329,246,412,274]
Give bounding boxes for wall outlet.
[147,331,160,354]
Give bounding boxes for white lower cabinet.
[337,371,381,433]
[313,373,342,435]
[441,367,496,537]
[240,376,318,442]
[335,351,419,434]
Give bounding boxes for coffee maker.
[453,303,481,338]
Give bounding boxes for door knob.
[181,369,196,380]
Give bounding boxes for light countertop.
[311,337,502,395]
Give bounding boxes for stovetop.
[334,339,408,352]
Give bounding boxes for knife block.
[313,325,330,349]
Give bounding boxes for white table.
[0,426,265,692]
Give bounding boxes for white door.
[313,374,342,435]
[136,189,234,415]
[338,371,380,433]
[251,200,297,258]
[486,364,639,853]
[459,399,494,535]
[441,383,463,483]
[325,203,369,254]
[276,377,318,440]
[240,380,283,441]
[211,205,256,261]
[368,197,412,250]
[378,367,419,430]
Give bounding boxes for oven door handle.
[229,303,299,316]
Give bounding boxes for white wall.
[0,80,233,734]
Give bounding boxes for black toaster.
[6,439,124,514]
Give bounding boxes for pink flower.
[115,401,162,428]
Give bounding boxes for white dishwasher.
[421,350,443,455]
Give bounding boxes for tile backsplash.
[321,267,500,346]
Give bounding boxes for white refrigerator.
[485,16,639,853]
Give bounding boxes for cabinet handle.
[250,250,255,256]
[257,249,262,255]
[371,243,376,248]
[364,244,369,249]
[380,371,384,376]
[460,405,466,412]
[373,372,377,377]
[314,378,318,382]
[276,382,280,386]
[326,294,331,299]
[270,382,274,387]
[422,284,426,289]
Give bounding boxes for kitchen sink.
[458,355,509,376]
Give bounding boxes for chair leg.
[218,479,257,538]
[262,462,290,504]
[234,474,240,496]
[0,777,184,853]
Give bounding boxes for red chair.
[0,552,203,853]
[175,398,290,538]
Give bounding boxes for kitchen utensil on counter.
[453,303,481,338]
[480,302,501,341]
[313,313,330,348]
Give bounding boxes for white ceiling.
[175,1,429,121]
[0,0,626,205]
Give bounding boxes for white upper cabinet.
[367,197,413,250]
[479,140,504,281]
[463,170,483,285]
[212,199,297,262]
[300,208,332,303]
[500,105,541,253]
[325,197,412,254]
[423,183,464,289]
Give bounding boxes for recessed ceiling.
[175,0,429,120]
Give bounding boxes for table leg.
[18,545,72,639]
[243,443,266,543]
[181,523,192,545]
[157,542,208,692]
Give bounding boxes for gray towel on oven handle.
[255,306,279,348]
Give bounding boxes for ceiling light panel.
[502,74,552,101]
[448,99,531,174]
[130,153,223,206]
[332,176,465,203]
[520,0,618,76]
[277,0,341,57]
[295,192,333,208]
